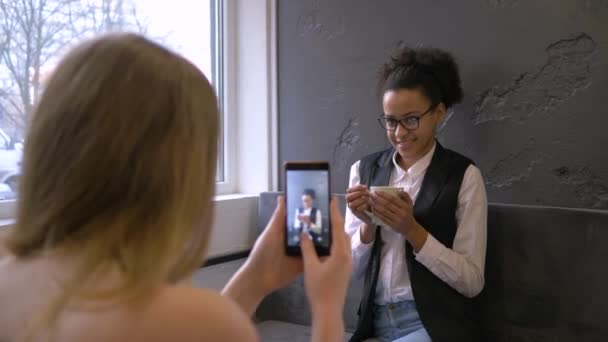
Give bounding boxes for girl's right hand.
[346,185,373,225]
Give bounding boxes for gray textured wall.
[277,0,608,210]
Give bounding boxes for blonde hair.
[4,33,218,338]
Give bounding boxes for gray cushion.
[478,204,608,341]
[255,275,363,333]
[194,193,608,340]
[191,258,245,291]
[254,192,361,331]
[256,192,608,341]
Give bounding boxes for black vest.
[350,142,482,342]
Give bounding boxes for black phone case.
[284,161,331,257]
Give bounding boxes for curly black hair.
[302,188,316,199]
[378,45,463,109]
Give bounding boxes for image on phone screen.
[285,167,330,254]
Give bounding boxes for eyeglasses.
[377,106,434,131]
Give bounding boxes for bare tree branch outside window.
[0,0,173,196]
[0,0,163,143]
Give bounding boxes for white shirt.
[294,207,322,233]
[345,143,487,304]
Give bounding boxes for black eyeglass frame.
[377,105,436,131]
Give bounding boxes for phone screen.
[285,164,331,256]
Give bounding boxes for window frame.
[220,0,278,196]
[214,0,237,195]
[0,0,278,234]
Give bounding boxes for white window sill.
[0,219,13,229]
[214,193,258,201]
[0,195,261,258]
[208,193,259,258]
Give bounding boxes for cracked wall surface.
[332,117,360,172]
[278,1,608,339]
[552,166,608,209]
[473,33,597,125]
[486,139,546,189]
[278,0,608,211]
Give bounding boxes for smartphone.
[284,161,331,256]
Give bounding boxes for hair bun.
[379,45,463,108]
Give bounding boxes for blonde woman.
[0,34,352,342]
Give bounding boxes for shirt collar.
[391,141,436,181]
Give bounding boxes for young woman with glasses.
[345,46,488,342]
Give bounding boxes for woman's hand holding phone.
[223,196,352,341]
[223,195,351,319]
[222,196,303,316]
[300,197,352,342]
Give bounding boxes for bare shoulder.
[141,285,258,342]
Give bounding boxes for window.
[0,0,226,211]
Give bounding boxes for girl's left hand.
[369,190,418,237]
[370,191,428,252]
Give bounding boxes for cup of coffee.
[369,186,403,197]
[366,186,403,226]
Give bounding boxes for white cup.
[369,186,402,197]
[365,186,403,226]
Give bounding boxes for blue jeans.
[373,301,431,342]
